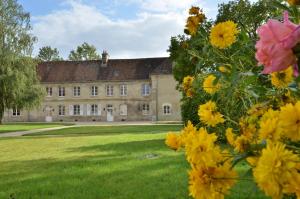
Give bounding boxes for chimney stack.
[101,50,109,67]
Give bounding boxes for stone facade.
[3,57,182,122]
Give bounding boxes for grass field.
[0,123,73,133]
[0,125,268,199]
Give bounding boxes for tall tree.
[37,46,62,61]
[0,0,44,123]
[68,42,101,61]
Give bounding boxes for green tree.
[216,0,278,39]
[37,46,63,61]
[68,42,101,61]
[0,0,44,123]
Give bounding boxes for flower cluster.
[166,121,237,199]
[167,5,300,199]
[185,6,205,36]
[183,75,195,97]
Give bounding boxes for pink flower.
[255,11,300,75]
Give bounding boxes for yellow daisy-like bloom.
[286,0,300,5]
[247,103,268,118]
[189,6,200,15]
[183,75,194,97]
[239,117,257,141]
[203,74,220,94]
[189,163,237,199]
[198,101,225,127]
[185,10,205,36]
[279,101,300,141]
[225,128,236,146]
[271,66,293,88]
[180,121,197,147]
[233,135,249,152]
[165,132,181,151]
[283,173,300,198]
[253,142,300,199]
[259,109,281,142]
[185,127,221,166]
[186,13,205,35]
[210,21,239,49]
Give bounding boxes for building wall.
[151,74,182,121]
[3,76,181,122]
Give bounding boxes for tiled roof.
[37,57,172,83]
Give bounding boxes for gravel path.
[0,121,182,138]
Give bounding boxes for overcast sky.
[19,0,255,59]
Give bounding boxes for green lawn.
[0,125,268,199]
[0,123,73,133]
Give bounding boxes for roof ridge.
[40,57,169,64]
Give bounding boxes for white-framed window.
[106,85,114,96]
[163,104,172,115]
[46,87,52,97]
[58,105,65,116]
[91,86,98,96]
[91,104,98,115]
[142,103,150,115]
[58,87,65,97]
[12,108,20,116]
[120,104,128,116]
[120,84,127,96]
[73,105,80,115]
[73,86,80,96]
[141,84,150,96]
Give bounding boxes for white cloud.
[32,0,193,59]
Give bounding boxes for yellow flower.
[259,109,281,142]
[253,142,300,199]
[279,101,300,141]
[271,66,293,88]
[185,127,221,166]
[180,121,197,147]
[198,101,225,127]
[286,0,300,5]
[183,75,194,97]
[246,156,258,167]
[165,132,181,150]
[203,74,220,94]
[210,21,239,49]
[283,173,300,198]
[234,135,249,152]
[239,117,257,141]
[189,6,200,15]
[225,128,236,146]
[247,103,268,118]
[185,10,205,36]
[188,163,237,199]
[218,65,230,73]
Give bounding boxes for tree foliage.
[168,0,278,124]
[37,46,62,61]
[68,42,101,61]
[0,0,44,123]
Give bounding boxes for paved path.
[0,121,182,138]
[0,126,75,138]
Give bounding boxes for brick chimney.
[101,50,109,67]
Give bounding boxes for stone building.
[3,53,182,122]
